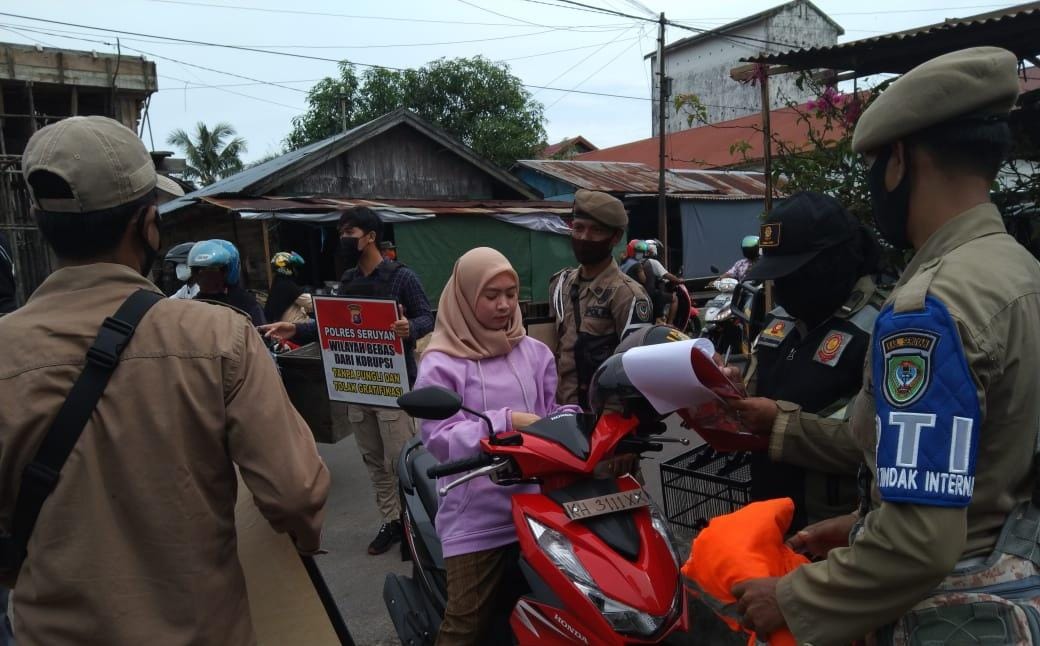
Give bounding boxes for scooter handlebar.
[427,453,493,479]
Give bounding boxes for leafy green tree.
[285,57,547,168]
[166,122,247,186]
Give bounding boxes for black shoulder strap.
[2,289,163,569]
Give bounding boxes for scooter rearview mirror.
[397,386,463,420]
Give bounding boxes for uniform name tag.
[814,331,854,367]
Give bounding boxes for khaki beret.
[23,115,157,213]
[572,189,628,229]
[852,46,1020,154]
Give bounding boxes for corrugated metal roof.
[515,160,720,194]
[160,125,368,216]
[743,1,1040,75]
[574,106,818,170]
[649,0,843,59]
[539,136,598,159]
[670,170,770,199]
[160,109,540,217]
[202,196,573,217]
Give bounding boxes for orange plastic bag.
[682,498,808,646]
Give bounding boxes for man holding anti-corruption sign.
[726,48,1040,644]
[262,207,434,555]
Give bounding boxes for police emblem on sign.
[881,330,937,407]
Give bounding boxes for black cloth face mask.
[867,146,914,250]
[571,236,614,265]
[137,208,160,277]
[339,236,363,268]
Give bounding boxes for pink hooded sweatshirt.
[415,337,579,558]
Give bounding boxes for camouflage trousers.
[872,552,1040,645]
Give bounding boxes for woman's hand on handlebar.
[258,321,297,340]
[511,412,541,430]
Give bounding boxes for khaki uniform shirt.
[0,264,330,646]
[768,204,1040,645]
[550,261,652,407]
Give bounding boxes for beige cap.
[22,115,157,213]
[573,189,627,229]
[155,174,185,198]
[853,47,1020,154]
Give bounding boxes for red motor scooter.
[388,361,690,645]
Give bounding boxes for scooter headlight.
[526,517,594,586]
[648,503,684,569]
[526,516,680,638]
[573,580,673,637]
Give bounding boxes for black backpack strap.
[2,289,163,570]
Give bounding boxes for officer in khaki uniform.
[0,116,330,645]
[731,48,1040,645]
[550,189,653,408]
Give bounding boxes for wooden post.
[25,81,36,133]
[759,66,773,214]
[261,220,273,288]
[656,12,669,267]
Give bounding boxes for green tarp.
[394,216,626,304]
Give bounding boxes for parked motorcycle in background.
[701,271,743,355]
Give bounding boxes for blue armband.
[872,296,980,507]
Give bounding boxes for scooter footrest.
[384,573,440,646]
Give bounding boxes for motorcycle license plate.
[563,489,649,520]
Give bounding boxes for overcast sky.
[0,0,1021,162]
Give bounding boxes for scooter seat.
[408,446,442,525]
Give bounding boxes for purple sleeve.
[414,353,512,464]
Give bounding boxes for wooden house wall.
[275,125,496,199]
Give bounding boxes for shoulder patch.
[814,330,854,367]
[634,298,652,323]
[755,318,795,348]
[880,331,937,407]
[873,295,980,508]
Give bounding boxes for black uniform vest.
[751,302,875,531]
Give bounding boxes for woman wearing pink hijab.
[415,247,578,645]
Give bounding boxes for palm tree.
[166,122,247,186]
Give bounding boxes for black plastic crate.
[660,445,752,532]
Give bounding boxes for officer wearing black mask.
[737,191,884,531]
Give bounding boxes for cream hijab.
[425,247,526,360]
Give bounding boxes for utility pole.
[759,67,773,213]
[338,93,348,133]
[656,12,669,267]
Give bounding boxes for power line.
[160,74,305,111]
[498,36,642,61]
[512,0,800,52]
[146,0,629,30]
[536,25,637,94]
[547,38,646,110]
[1,18,577,51]
[3,24,313,96]
[0,14,672,104]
